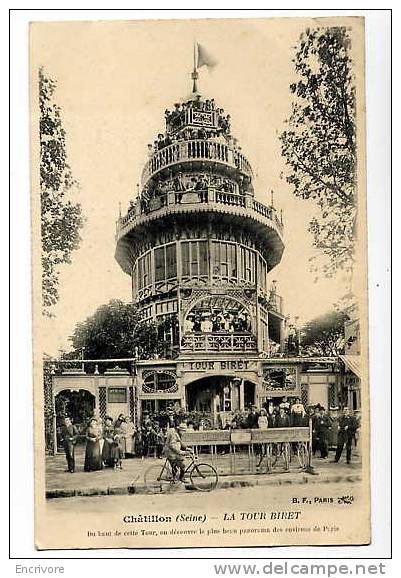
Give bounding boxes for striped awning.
[339,355,361,379]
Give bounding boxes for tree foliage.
[40,67,84,314]
[301,310,349,357]
[67,299,179,365]
[280,27,356,278]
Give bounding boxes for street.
[47,479,362,514]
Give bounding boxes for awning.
[339,355,361,379]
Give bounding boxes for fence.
[181,425,312,476]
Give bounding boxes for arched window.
[184,295,252,334]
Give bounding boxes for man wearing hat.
[332,407,359,464]
[164,422,192,482]
[60,416,79,473]
[314,407,332,459]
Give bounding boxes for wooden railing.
[142,139,253,184]
[180,427,312,475]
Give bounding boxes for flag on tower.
[197,43,218,70]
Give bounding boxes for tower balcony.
[118,189,283,238]
[116,188,284,276]
[180,332,258,354]
[141,139,253,185]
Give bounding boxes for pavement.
[45,445,362,499]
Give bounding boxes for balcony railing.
[118,189,283,237]
[142,139,253,184]
[181,332,258,353]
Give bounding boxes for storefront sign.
[184,359,257,372]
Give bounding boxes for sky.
[30,17,359,356]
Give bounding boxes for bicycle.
[144,453,218,493]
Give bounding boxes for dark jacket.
[338,415,358,438]
[245,411,259,429]
[60,424,78,449]
[314,415,332,437]
[274,414,290,428]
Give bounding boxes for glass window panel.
[166,244,177,279]
[154,247,165,281]
[182,242,190,276]
[199,241,208,275]
[212,241,220,275]
[190,242,199,275]
[230,244,237,277]
[138,257,143,289]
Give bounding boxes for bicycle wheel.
[190,463,218,491]
[297,443,309,469]
[144,464,171,494]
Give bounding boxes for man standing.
[274,406,290,428]
[314,407,332,459]
[60,416,79,473]
[328,406,340,450]
[333,407,358,464]
[164,423,192,482]
[245,406,259,429]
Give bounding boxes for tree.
[301,310,349,357]
[67,299,179,366]
[280,27,356,279]
[40,67,84,314]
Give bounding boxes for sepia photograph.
[29,15,371,550]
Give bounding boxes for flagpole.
[192,40,198,93]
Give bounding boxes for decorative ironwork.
[181,288,193,300]
[129,386,137,424]
[328,383,337,409]
[142,369,177,380]
[141,370,178,394]
[98,386,107,419]
[44,372,54,455]
[301,383,309,407]
[262,367,297,391]
[181,332,257,352]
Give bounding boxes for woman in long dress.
[101,416,115,467]
[84,418,103,472]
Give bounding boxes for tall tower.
[115,65,290,424]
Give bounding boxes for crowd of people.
[145,96,233,154]
[139,172,238,207]
[164,97,231,133]
[59,401,360,474]
[184,311,252,334]
[148,126,230,153]
[60,413,131,474]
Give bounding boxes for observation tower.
[115,58,297,425]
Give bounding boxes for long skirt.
[101,439,115,467]
[84,440,103,471]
